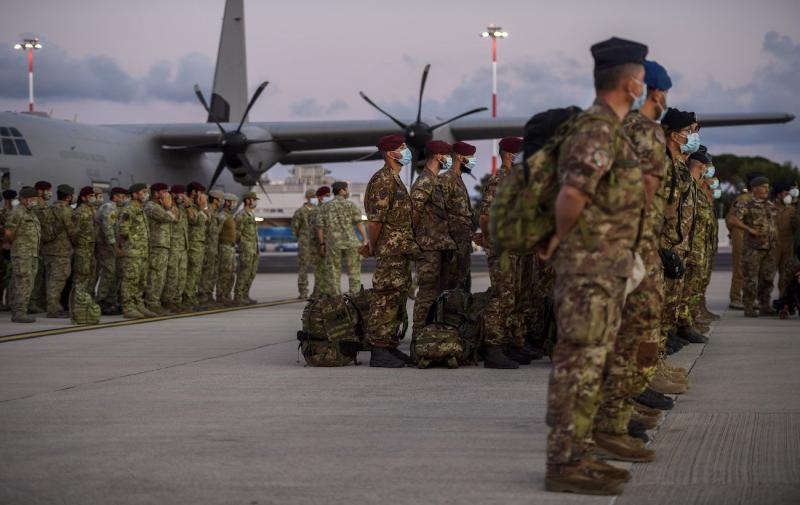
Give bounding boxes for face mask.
[141,192,150,201]
[704,165,716,178]
[783,195,793,205]
[87,197,96,205]
[43,191,52,201]
[27,200,38,208]
[709,179,720,190]
[440,155,453,171]
[463,157,477,173]
[790,188,799,198]
[250,201,257,209]
[712,189,722,199]
[323,196,332,204]
[395,147,412,166]
[680,132,700,154]
[630,79,647,111]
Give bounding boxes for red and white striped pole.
[14,38,42,113]
[480,26,508,175]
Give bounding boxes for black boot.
[521,343,544,360]
[388,348,414,365]
[505,346,532,365]
[483,345,519,369]
[628,419,650,443]
[369,348,405,368]
[677,326,708,344]
[634,387,674,410]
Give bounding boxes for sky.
[1,0,799,184]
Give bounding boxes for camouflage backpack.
[413,324,463,369]
[426,288,486,365]
[69,287,101,325]
[297,295,361,367]
[345,287,409,345]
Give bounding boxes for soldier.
[726,175,760,309]
[71,187,98,294]
[117,183,155,319]
[184,182,209,308]
[233,191,260,305]
[441,141,476,291]
[316,181,366,296]
[41,184,76,318]
[198,190,225,308]
[163,185,190,312]
[773,181,798,293]
[310,186,331,298]
[538,37,648,495]
[216,193,238,305]
[4,187,41,323]
[363,134,417,368]
[291,189,317,299]
[0,189,16,310]
[96,187,128,315]
[729,176,778,317]
[28,180,52,313]
[144,183,175,315]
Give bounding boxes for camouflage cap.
[20,187,39,198]
[208,190,224,201]
[305,189,316,198]
[57,184,75,194]
[243,191,259,200]
[129,183,148,194]
[223,192,238,201]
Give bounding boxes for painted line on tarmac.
[0,298,305,344]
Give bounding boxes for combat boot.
[744,306,758,317]
[586,457,632,482]
[0,304,10,312]
[628,420,650,443]
[677,326,708,344]
[631,410,660,430]
[594,432,655,462]
[28,304,45,314]
[46,310,70,318]
[759,305,778,316]
[702,305,720,320]
[388,348,414,365]
[146,304,170,316]
[245,297,258,305]
[369,347,405,368]
[632,400,662,418]
[11,312,36,323]
[483,345,520,369]
[545,461,626,495]
[505,346,532,365]
[163,302,181,313]
[634,388,674,410]
[123,309,144,319]
[139,306,157,318]
[729,301,744,310]
[522,343,544,360]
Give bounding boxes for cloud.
[290,98,349,117]
[142,53,214,103]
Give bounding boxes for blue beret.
[644,60,672,90]
[591,37,648,71]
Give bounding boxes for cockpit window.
[0,128,8,137]
[9,128,22,137]
[0,127,31,156]
[1,138,17,155]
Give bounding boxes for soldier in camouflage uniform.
[184,182,209,308]
[216,193,238,305]
[71,187,99,294]
[118,183,154,319]
[441,141,476,291]
[310,186,331,298]
[729,176,778,316]
[364,134,417,368]
[28,181,52,313]
[198,190,225,307]
[144,183,175,315]
[291,189,318,298]
[0,189,16,310]
[96,187,128,314]
[316,181,366,296]
[42,184,76,318]
[4,187,41,323]
[726,187,753,309]
[540,37,649,495]
[773,181,799,294]
[163,185,190,312]
[233,191,260,305]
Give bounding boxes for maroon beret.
[171,184,186,194]
[376,134,405,152]
[452,141,476,156]
[188,181,206,193]
[425,140,452,155]
[34,181,52,190]
[79,186,94,198]
[150,182,168,192]
[316,186,331,197]
[499,137,523,154]
[111,186,128,195]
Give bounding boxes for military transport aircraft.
[0,0,794,197]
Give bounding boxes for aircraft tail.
[208,0,248,123]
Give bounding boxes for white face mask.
[790,188,799,198]
[783,195,793,205]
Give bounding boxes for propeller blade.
[256,177,273,204]
[208,156,228,190]
[162,142,221,151]
[430,107,489,130]
[417,64,430,123]
[237,153,272,204]
[236,81,269,133]
[358,91,407,129]
[193,84,226,134]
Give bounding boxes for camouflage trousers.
[775,240,796,294]
[163,248,188,305]
[484,251,523,347]
[661,248,690,334]
[145,247,170,308]
[412,249,453,337]
[29,257,46,311]
[595,246,663,435]
[96,244,119,311]
[525,256,555,348]
[729,228,744,304]
[184,243,205,305]
[198,245,219,304]
[72,246,97,295]
[0,256,10,307]
[313,246,336,297]
[10,256,37,315]
[742,247,776,309]
[296,242,316,298]
[366,254,412,349]
[324,246,362,295]
[546,273,626,465]
[683,258,706,325]
[43,255,71,313]
[233,248,259,302]
[119,254,148,313]
[444,237,472,292]
[216,244,236,303]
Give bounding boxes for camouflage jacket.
[97,201,120,246]
[218,209,236,246]
[5,204,40,258]
[553,99,644,277]
[365,164,417,256]
[735,197,777,250]
[72,204,96,252]
[479,166,509,218]
[235,208,258,254]
[42,200,76,257]
[775,199,798,246]
[187,203,209,250]
[317,195,362,250]
[144,200,175,249]
[169,205,189,251]
[688,182,714,263]
[660,154,697,256]
[440,168,475,241]
[411,167,456,251]
[205,206,223,252]
[117,200,150,257]
[291,204,315,247]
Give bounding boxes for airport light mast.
[480,25,508,175]
[13,37,43,113]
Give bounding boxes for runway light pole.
[480,25,508,175]
[13,38,43,113]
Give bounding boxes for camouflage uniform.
[29,204,50,311]
[71,204,97,294]
[411,166,456,337]
[595,110,667,436]
[683,185,713,321]
[0,206,12,308]
[117,199,150,313]
[546,101,644,466]
[774,199,799,293]
[316,195,364,295]
[291,203,317,298]
[184,203,208,306]
[233,207,259,303]
[163,205,188,307]
[96,201,121,312]
[199,208,224,305]
[42,200,76,314]
[309,204,332,298]
[735,197,778,311]
[441,168,474,290]
[5,204,41,316]
[365,164,418,349]
[217,209,237,303]
[144,200,175,310]
[726,192,752,305]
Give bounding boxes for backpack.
[297,295,361,367]
[413,324,463,369]
[345,287,409,346]
[69,288,101,325]
[425,288,487,366]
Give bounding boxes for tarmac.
[0,269,798,504]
